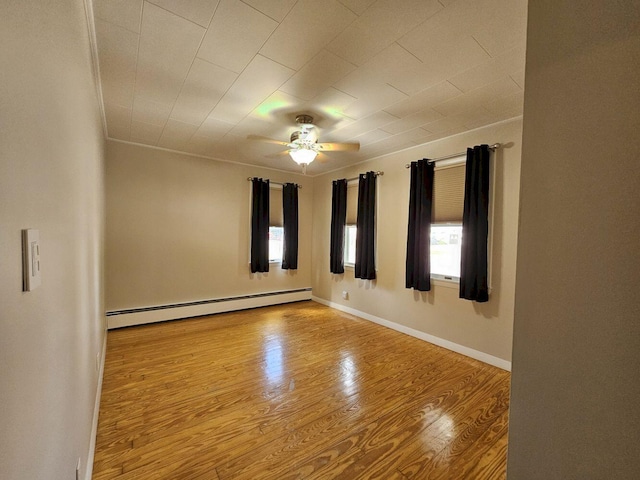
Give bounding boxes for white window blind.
[269,187,283,227]
[433,164,465,223]
[346,183,358,225]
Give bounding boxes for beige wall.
[0,1,105,479]
[311,118,522,364]
[508,2,640,478]
[105,140,313,311]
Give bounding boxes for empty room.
[1,1,638,480]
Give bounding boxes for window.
[269,187,283,263]
[430,162,466,283]
[269,226,283,263]
[344,225,357,266]
[431,224,462,282]
[343,182,359,267]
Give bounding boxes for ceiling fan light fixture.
[289,148,317,165]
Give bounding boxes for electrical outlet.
[342,290,348,300]
[96,352,100,372]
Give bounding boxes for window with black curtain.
[355,171,376,280]
[281,183,298,270]
[406,159,434,291]
[330,179,347,274]
[460,144,491,302]
[250,177,270,273]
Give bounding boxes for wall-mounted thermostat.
[22,229,41,291]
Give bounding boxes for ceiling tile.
[130,121,164,144]
[229,116,276,138]
[399,0,480,49]
[335,43,422,97]
[304,87,357,118]
[326,0,442,66]
[510,69,525,89]
[260,0,356,70]
[337,0,377,16]
[193,117,235,139]
[353,128,392,146]
[246,90,303,132]
[398,0,495,76]
[380,109,444,134]
[421,114,467,135]
[432,76,521,117]
[158,119,199,150]
[93,0,143,33]
[359,136,416,158]
[472,0,528,57]
[384,126,435,146]
[280,50,357,101]
[400,33,491,83]
[169,59,238,125]
[384,81,462,118]
[208,55,295,123]
[448,46,526,93]
[134,3,205,104]
[456,107,499,129]
[329,110,399,139]
[365,43,442,96]
[148,0,219,27]
[241,0,297,22]
[343,84,408,119]
[94,19,138,108]
[132,96,173,126]
[197,0,278,74]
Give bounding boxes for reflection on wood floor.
[93,301,510,479]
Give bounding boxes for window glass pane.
[269,226,283,262]
[344,225,357,265]
[430,224,462,279]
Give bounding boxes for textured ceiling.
[92,0,527,174]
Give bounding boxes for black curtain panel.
[330,179,347,274]
[282,183,298,270]
[406,159,435,291]
[460,145,491,302]
[250,177,270,273]
[355,172,377,280]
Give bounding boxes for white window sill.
[431,278,459,289]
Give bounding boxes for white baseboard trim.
[85,333,106,480]
[106,288,313,329]
[312,296,511,371]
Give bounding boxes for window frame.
[430,222,463,284]
[343,224,357,267]
[427,154,495,290]
[268,225,284,264]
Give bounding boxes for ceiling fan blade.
[316,152,329,163]
[265,150,291,159]
[247,134,290,146]
[316,142,360,152]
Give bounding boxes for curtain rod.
[342,171,384,183]
[404,143,501,168]
[247,177,301,189]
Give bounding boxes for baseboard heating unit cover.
[106,288,312,329]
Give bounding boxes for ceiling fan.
[247,115,359,172]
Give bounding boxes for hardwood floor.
[93,301,510,479]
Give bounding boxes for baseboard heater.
[106,288,312,329]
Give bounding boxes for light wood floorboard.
[93,301,510,479]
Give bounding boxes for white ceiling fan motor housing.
[290,114,318,148]
[290,127,318,146]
